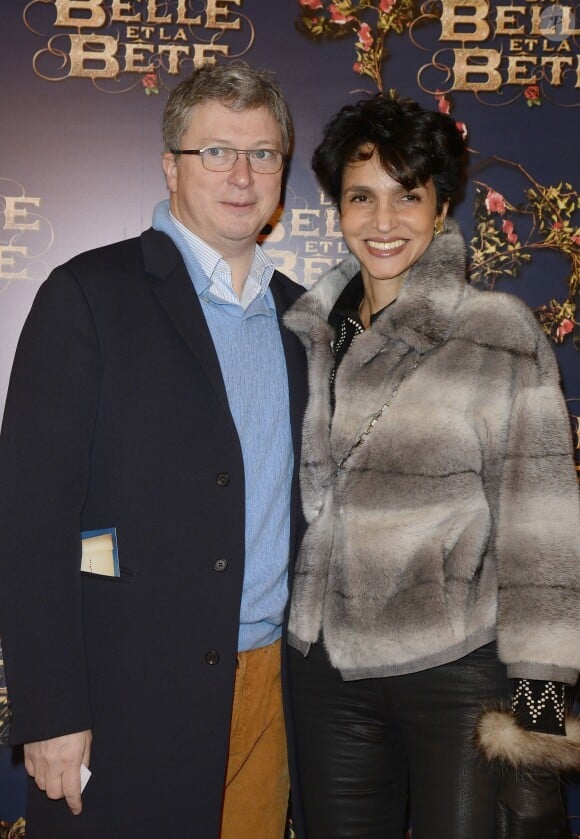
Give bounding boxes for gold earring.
[434,218,444,237]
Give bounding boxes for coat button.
[205,650,220,665]
[214,558,228,572]
[216,472,230,486]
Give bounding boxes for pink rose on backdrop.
[433,93,467,139]
[329,4,353,23]
[358,22,373,51]
[485,188,506,215]
[524,84,541,107]
[142,73,158,94]
[524,84,540,99]
[435,91,451,114]
[300,0,323,7]
[556,318,574,341]
[502,219,518,244]
[379,0,396,11]
[470,169,578,347]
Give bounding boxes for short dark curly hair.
[312,94,467,213]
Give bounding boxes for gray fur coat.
[284,219,580,685]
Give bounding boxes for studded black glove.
[497,766,568,838]
[477,695,580,839]
[511,679,568,735]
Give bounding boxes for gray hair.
[162,62,294,156]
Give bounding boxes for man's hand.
[24,729,92,815]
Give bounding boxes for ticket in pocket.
[80,528,119,577]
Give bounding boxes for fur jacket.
[284,219,580,687]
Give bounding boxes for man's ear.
[162,152,178,193]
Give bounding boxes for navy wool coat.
[0,228,307,838]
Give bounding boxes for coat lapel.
[269,273,309,564]
[271,272,308,461]
[140,228,232,414]
[141,228,308,470]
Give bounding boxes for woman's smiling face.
[339,151,447,291]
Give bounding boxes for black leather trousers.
[289,641,511,839]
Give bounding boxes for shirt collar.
[169,210,275,311]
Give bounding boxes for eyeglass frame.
[169,146,286,174]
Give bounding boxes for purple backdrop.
[1,0,578,829]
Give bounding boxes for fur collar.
[284,218,468,355]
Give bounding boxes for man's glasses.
[170,146,285,174]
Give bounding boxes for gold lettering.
[206,0,241,30]
[0,246,28,280]
[54,0,106,28]
[496,6,527,35]
[506,54,537,84]
[560,6,580,35]
[157,44,190,73]
[124,42,155,72]
[541,55,574,83]
[176,0,202,25]
[68,34,119,78]
[303,257,334,287]
[452,48,502,90]
[290,209,321,237]
[110,1,139,22]
[65,38,232,76]
[543,38,572,52]
[531,4,580,36]
[510,36,539,51]
[324,208,343,238]
[440,0,490,42]
[573,416,580,450]
[107,0,203,25]
[3,197,41,231]
[531,4,554,35]
[146,0,171,24]
[191,43,229,66]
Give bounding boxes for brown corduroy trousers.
[220,638,289,839]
